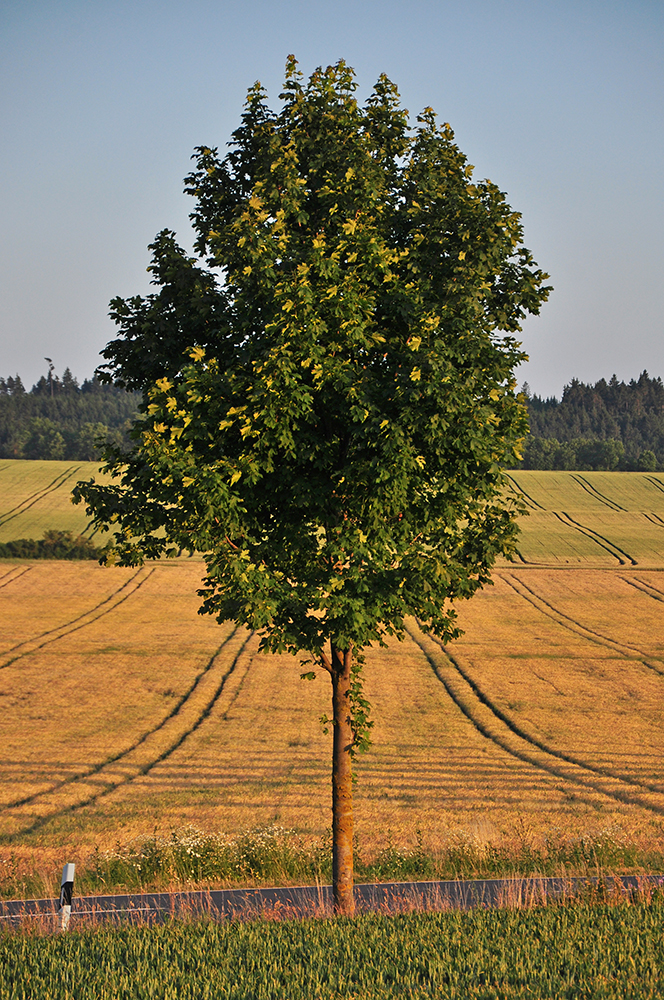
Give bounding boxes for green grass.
[2,898,664,998]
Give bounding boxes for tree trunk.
[331,645,355,916]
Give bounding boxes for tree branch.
[319,650,333,674]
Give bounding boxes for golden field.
[1,462,664,876]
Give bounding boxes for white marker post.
[58,863,75,931]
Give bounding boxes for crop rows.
[1,469,664,858]
[0,462,103,542]
[2,901,664,998]
[1,560,664,850]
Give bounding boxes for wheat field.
[0,464,664,869]
[0,461,106,543]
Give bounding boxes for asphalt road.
[1,874,662,928]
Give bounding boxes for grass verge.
[2,824,664,901]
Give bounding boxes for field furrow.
[569,474,627,511]
[0,460,109,541]
[406,619,664,816]
[0,628,257,839]
[555,511,637,564]
[645,475,664,496]
[0,465,81,529]
[622,575,664,602]
[503,474,545,510]
[1,626,246,814]
[0,567,156,669]
[422,625,664,797]
[0,566,32,590]
[503,573,663,669]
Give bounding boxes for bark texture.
[331,646,355,916]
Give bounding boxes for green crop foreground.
[2,900,664,998]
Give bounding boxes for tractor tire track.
[2,624,244,812]
[570,475,626,511]
[503,474,545,510]
[0,568,155,670]
[503,573,664,674]
[420,625,664,798]
[1,629,258,841]
[620,576,664,604]
[643,512,664,528]
[0,466,82,529]
[0,566,32,590]
[553,511,637,565]
[645,476,664,496]
[406,620,664,816]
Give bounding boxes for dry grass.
[1,562,664,879]
[1,469,664,890]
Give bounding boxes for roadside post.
[58,863,75,931]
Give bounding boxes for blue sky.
[1,0,662,397]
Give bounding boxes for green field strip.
[0,630,258,842]
[570,474,626,511]
[0,460,109,543]
[405,620,664,815]
[0,567,155,670]
[0,624,242,813]
[503,573,664,671]
[3,466,664,563]
[425,629,664,798]
[509,471,664,512]
[555,511,637,564]
[0,465,81,529]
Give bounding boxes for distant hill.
[516,371,664,471]
[3,365,663,470]
[0,367,140,461]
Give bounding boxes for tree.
[74,58,551,915]
[23,417,66,460]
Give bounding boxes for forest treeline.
[515,371,664,471]
[1,366,663,470]
[0,368,140,460]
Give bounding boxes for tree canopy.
[75,57,550,914]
